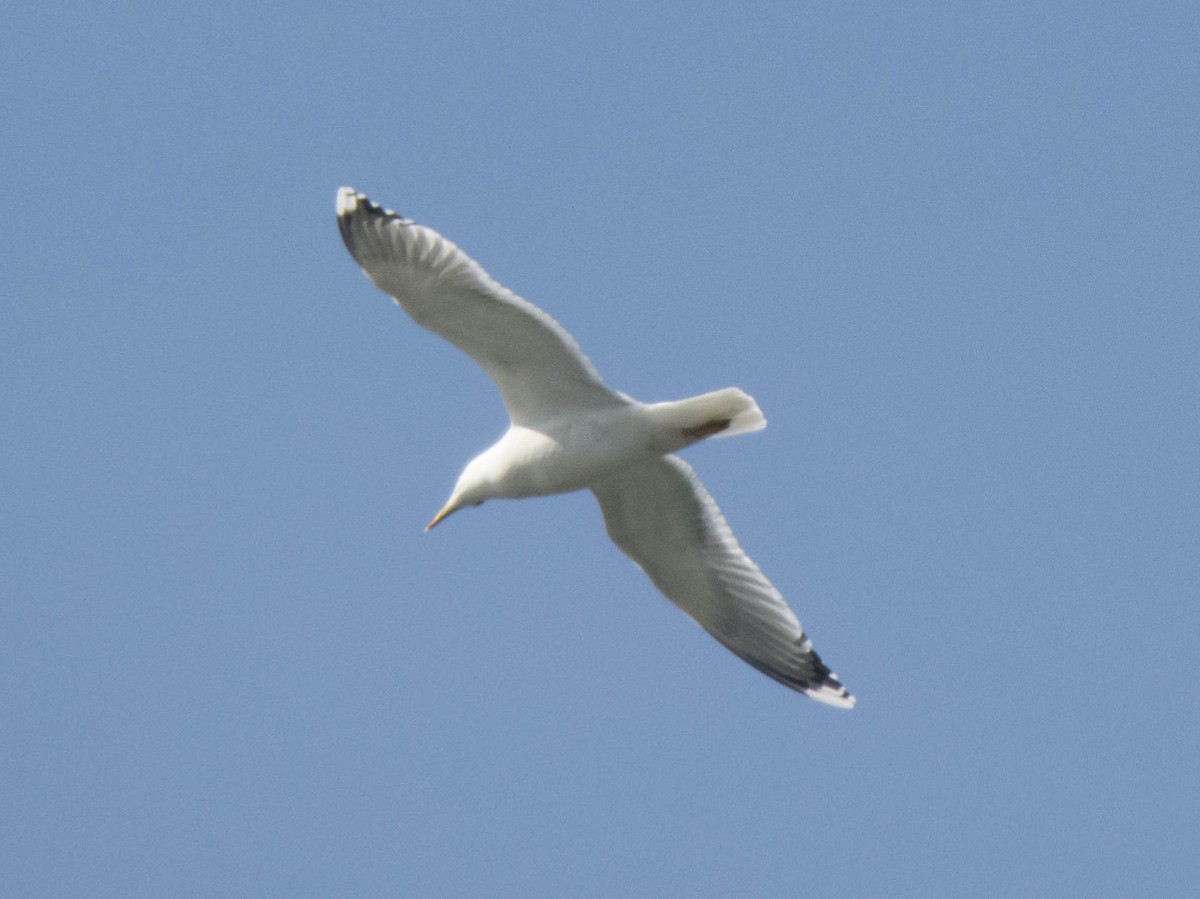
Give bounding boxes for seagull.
[336,187,854,708]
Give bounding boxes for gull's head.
[425,456,497,531]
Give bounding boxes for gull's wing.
[337,187,628,426]
[592,456,854,708]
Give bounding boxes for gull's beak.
[425,502,456,531]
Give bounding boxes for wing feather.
[336,188,627,425]
[591,456,854,708]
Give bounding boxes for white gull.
[336,187,854,708]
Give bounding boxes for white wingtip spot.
[336,186,360,217]
[336,187,404,221]
[807,681,856,709]
[811,686,859,710]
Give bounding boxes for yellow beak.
[425,502,455,531]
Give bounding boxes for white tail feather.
[707,387,767,438]
[647,388,766,449]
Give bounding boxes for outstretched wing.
[592,456,854,708]
[337,187,627,426]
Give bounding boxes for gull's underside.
[336,186,854,709]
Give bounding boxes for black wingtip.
[336,187,414,261]
[805,666,856,709]
[336,187,408,223]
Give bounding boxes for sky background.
[4,2,1198,896]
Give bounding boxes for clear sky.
[5,2,1198,896]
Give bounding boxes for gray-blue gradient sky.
[5,2,1197,895]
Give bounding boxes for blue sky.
[5,2,1198,895]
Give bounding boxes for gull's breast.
[496,407,658,498]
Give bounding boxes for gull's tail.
[647,387,766,450]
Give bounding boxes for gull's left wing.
[337,188,628,426]
[592,456,854,707]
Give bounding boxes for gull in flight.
[336,187,854,708]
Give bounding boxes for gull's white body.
[440,390,768,506]
[337,187,854,708]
